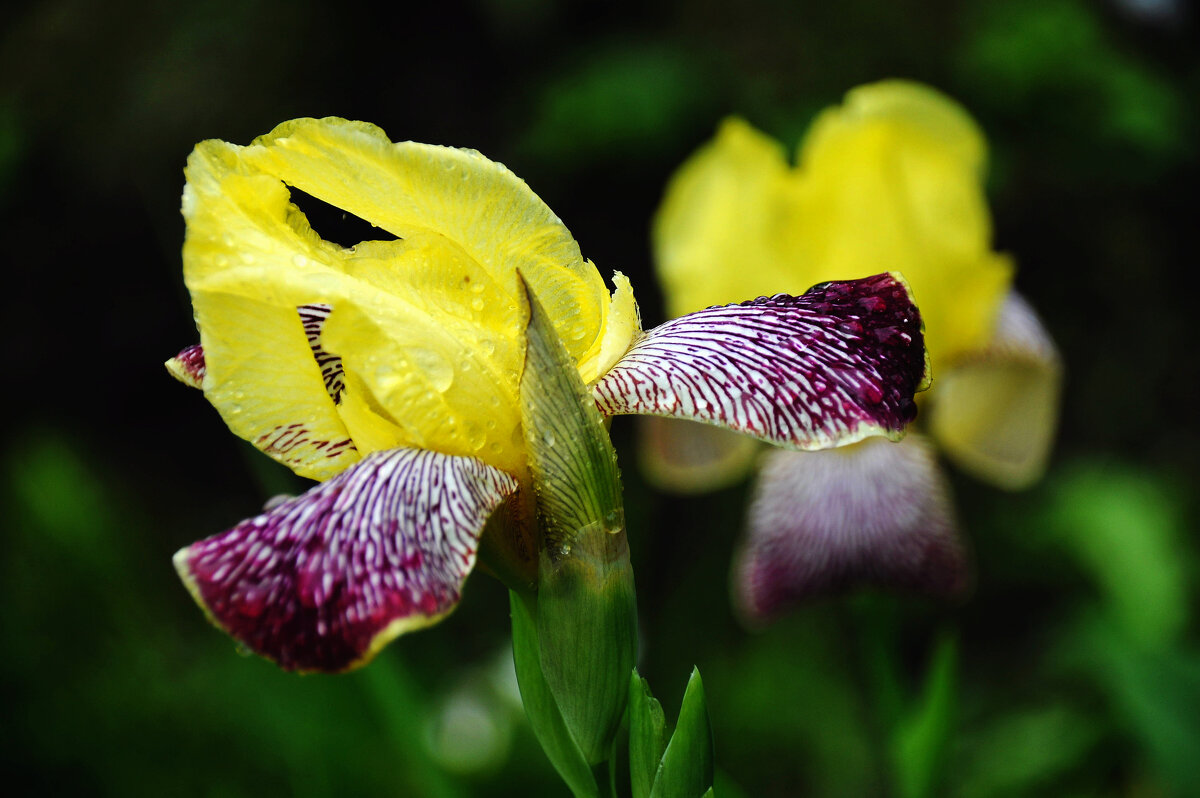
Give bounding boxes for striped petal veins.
[592,272,930,450]
[174,447,518,672]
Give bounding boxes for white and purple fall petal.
[593,273,931,451]
[735,434,965,622]
[174,447,519,672]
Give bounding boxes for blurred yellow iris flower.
[648,81,1062,616]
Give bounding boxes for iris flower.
[648,81,1062,619]
[167,117,930,672]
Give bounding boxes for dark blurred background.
[3,0,1198,795]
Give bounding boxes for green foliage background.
[3,0,1198,795]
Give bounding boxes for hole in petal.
[287,186,400,248]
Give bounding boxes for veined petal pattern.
[592,273,930,450]
[174,447,519,672]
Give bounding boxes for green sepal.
[518,274,638,765]
[629,670,669,798]
[518,273,624,555]
[537,522,638,763]
[510,590,600,798]
[650,667,715,798]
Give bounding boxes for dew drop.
[858,383,884,405]
[410,347,454,392]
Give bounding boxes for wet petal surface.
[592,273,930,450]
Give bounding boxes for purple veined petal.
[734,435,966,623]
[174,447,519,672]
[166,344,206,389]
[592,273,931,451]
[930,291,1062,490]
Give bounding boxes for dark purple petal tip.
[593,272,930,450]
[175,447,519,672]
[735,435,967,622]
[166,344,206,389]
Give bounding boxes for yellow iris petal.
[585,271,641,384]
[182,118,639,477]
[237,118,613,369]
[654,80,1013,374]
[654,117,796,322]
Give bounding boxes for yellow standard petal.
[182,118,640,478]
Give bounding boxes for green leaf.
[519,274,638,764]
[954,702,1100,798]
[890,634,958,798]
[629,670,669,798]
[510,591,600,798]
[1047,462,1189,648]
[651,668,714,798]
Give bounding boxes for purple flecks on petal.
[735,435,966,622]
[166,344,207,388]
[592,273,929,450]
[298,303,345,404]
[175,447,519,672]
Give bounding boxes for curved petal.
[592,273,930,450]
[174,447,519,672]
[637,416,761,494]
[929,291,1062,489]
[734,435,966,623]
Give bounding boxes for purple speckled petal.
[166,344,206,388]
[592,273,930,450]
[735,435,966,622]
[174,447,519,672]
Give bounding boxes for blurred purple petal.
[735,435,966,622]
[593,273,930,451]
[175,447,519,672]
